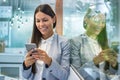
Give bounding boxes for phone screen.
[25,43,37,51]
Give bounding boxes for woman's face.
[84,13,105,36]
[35,11,55,39]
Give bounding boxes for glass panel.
[63,0,89,38]
[63,0,120,79]
[106,0,120,53]
[0,0,56,48]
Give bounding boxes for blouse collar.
[41,33,55,44]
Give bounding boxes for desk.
[0,48,25,80]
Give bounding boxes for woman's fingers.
[25,56,36,67]
[32,48,51,65]
[26,49,35,57]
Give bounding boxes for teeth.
[40,27,47,31]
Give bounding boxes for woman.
[22,4,70,80]
[69,9,118,80]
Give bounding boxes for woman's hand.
[32,48,52,66]
[93,53,105,65]
[93,49,117,67]
[24,49,36,67]
[100,49,117,67]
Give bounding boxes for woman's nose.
[39,21,44,26]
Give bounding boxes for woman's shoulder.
[69,34,85,43]
[55,33,68,42]
[59,35,68,41]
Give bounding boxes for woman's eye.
[36,20,40,22]
[43,19,48,22]
[36,19,48,23]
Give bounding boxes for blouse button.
[50,70,52,72]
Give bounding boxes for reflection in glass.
[63,0,89,38]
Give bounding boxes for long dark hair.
[31,4,56,74]
[97,25,111,70]
[97,25,109,50]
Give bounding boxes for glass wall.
[63,0,89,38]
[0,0,56,48]
[3,0,119,47]
[0,0,119,51]
[63,0,120,78]
[63,0,120,51]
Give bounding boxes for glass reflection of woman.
[69,9,118,80]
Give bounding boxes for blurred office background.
[0,0,120,79]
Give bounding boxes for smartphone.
[25,43,37,52]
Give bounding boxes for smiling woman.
[22,4,70,80]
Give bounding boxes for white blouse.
[34,34,54,80]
